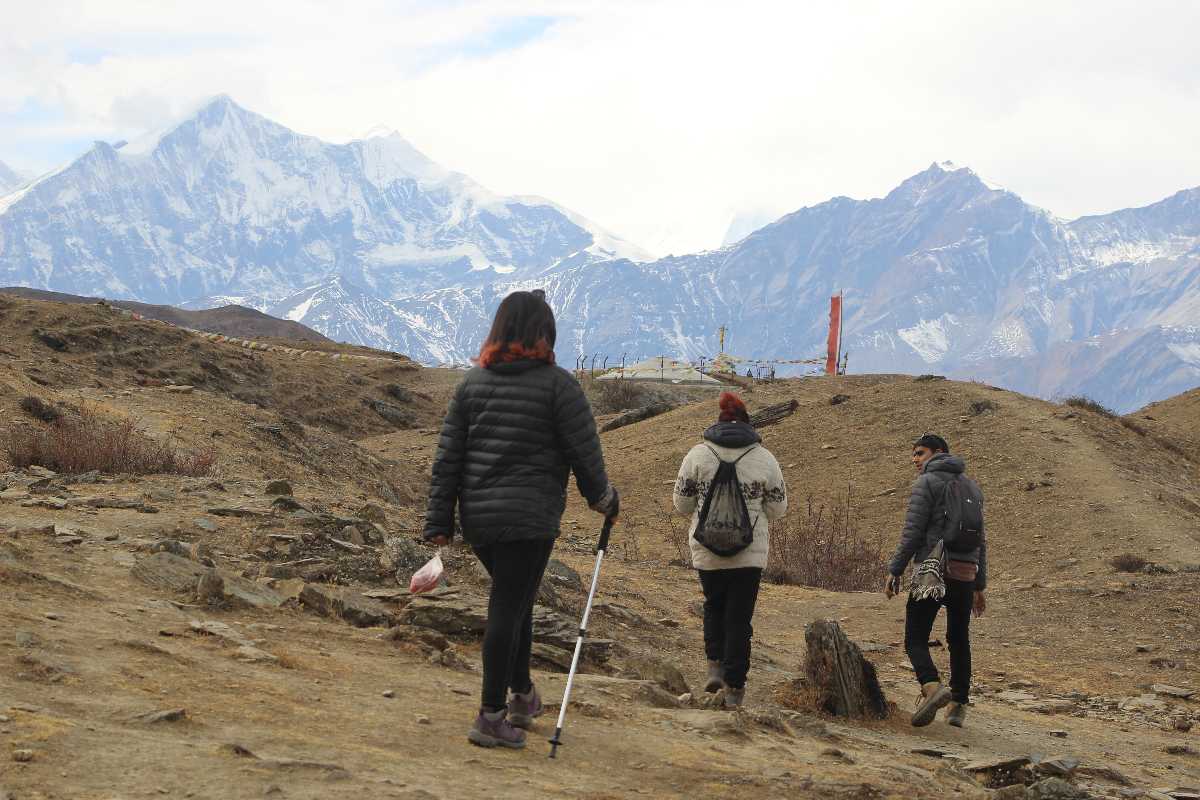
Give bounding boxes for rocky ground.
[1,294,1198,799]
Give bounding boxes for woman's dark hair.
[477,290,557,367]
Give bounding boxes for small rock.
[194,517,219,532]
[416,715,431,725]
[358,503,388,525]
[263,480,293,496]
[820,747,855,764]
[829,394,851,405]
[1137,644,1157,653]
[165,384,195,394]
[270,495,305,512]
[658,617,680,628]
[133,708,188,724]
[1049,730,1069,738]
[44,612,62,620]
[1036,756,1080,777]
[344,525,366,546]
[1026,777,1091,800]
[382,690,395,698]
[1152,684,1195,700]
[1120,694,1168,712]
[1164,745,1197,756]
[12,749,35,762]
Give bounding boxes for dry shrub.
[1063,395,1116,417]
[1109,553,1148,573]
[765,491,884,592]
[660,509,693,565]
[968,398,997,416]
[593,379,649,413]
[5,405,215,476]
[19,396,60,423]
[1118,417,1148,436]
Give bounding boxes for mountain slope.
[352,163,1199,411]
[0,160,22,194]
[0,95,646,307]
[0,286,332,343]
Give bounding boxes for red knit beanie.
[718,392,750,424]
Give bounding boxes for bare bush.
[968,399,997,416]
[5,405,215,476]
[592,379,649,413]
[19,396,59,423]
[660,508,693,566]
[765,491,884,592]
[1109,553,1148,573]
[1063,395,1116,417]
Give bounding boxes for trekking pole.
[548,516,614,759]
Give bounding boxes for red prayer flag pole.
[825,292,842,375]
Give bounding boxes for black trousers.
[697,567,762,689]
[472,539,555,712]
[905,578,973,703]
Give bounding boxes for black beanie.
[913,433,949,453]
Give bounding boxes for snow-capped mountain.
[2,100,1197,412]
[0,95,647,305]
[0,160,23,194]
[310,161,1196,411]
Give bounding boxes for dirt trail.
[2,486,1197,799]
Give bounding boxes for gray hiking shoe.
[723,687,745,708]
[507,685,544,729]
[946,701,966,728]
[911,681,952,727]
[704,660,725,693]
[467,709,527,749]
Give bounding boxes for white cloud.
[2,0,1199,254]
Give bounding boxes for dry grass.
[765,491,885,592]
[5,404,215,476]
[1109,553,1148,573]
[1063,395,1116,417]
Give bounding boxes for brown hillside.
[1,286,333,345]
[1132,387,1200,465]
[3,313,1199,798]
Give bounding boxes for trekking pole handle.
[597,517,614,553]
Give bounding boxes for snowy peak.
[0,160,22,194]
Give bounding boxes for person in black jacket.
[886,433,987,728]
[424,290,619,750]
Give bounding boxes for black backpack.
[938,475,984,555]
[693,446,758,557]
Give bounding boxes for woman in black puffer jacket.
[424,290,618,750]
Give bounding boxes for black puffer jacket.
[423,360,610,547]
[887,453,988,590]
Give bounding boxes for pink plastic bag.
[409,551,444,594]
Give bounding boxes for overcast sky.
[3,1,1199,254]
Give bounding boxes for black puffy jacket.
[423,360,610,547]
[887,453,988,590]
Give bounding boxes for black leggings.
[905,578,973,703]
[698,567,762,689]
[472,539,555,712]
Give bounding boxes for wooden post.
[803,620,888,719]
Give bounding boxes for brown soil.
[1,296,1198,798]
